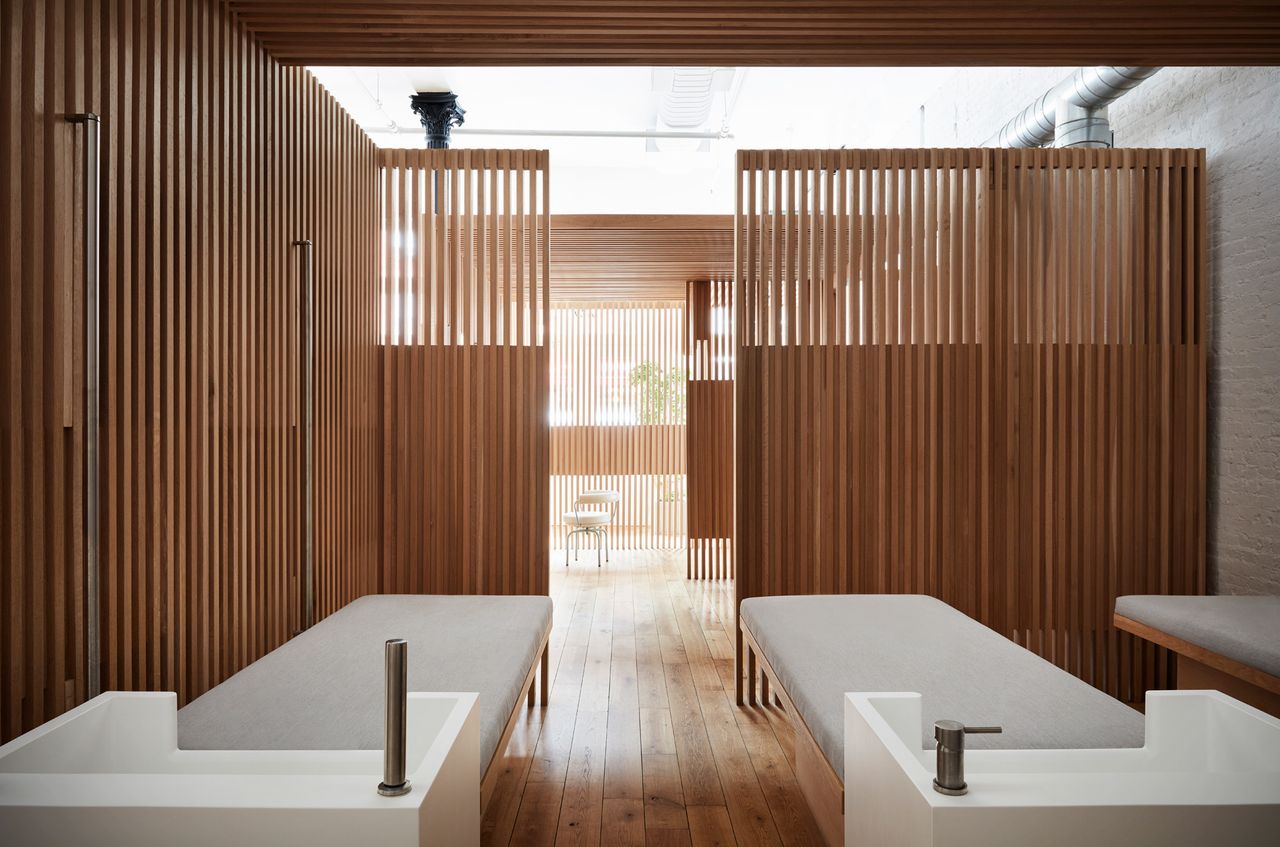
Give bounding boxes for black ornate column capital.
[409,91,465,149]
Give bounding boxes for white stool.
[565,489,620,567]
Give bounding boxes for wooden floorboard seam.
[482,549,823,847]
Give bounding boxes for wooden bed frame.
[739,616,845,847]
[1114,612,1280,719]
[480,626,551,811]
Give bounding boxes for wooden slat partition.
[686,280,735,579]
[734,148,1207,703]
[379,149,550,595]
[1,0,380,743]
[549,301,687,551]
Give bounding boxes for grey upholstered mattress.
[740,594,1143,778]
[1116,594,1280,678]
[179,594,552,769]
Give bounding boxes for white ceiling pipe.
[985,66,1161,148]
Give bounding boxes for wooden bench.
[1115,595,1280,718]
[740,595,1145,847]
[178,594,552,812]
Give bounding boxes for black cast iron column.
[409,91,465,149]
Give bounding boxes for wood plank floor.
[482,548,826,847]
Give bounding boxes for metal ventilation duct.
[648,67,735,151]
[985,66,1161,148]
[657,67,721,128]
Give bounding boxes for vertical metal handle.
[294,239,314,631]
[68,113,102,699]
[378,638,412,796]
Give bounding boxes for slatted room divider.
[549,301,687,551]
[686,279,735,578]
[379,149,550,595]
[734,148,1206,704]
[1,0,380,743]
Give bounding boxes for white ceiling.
[308,66,957,214]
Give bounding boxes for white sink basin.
[0,691,479,847]
[846,690,1280,846]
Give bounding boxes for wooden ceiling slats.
[551,214,734,302]
[224,1,1280,65]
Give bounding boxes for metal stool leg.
[596,529,602,568]
[565,527,570,567]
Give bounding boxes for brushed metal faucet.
[377,639,412,797]
[932,720,1002,795]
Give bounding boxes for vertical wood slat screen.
[379,149,550,596]
[735,148,1206,702]
[0,0,381,743]
[549,301,687,552]
[686,280,735,578]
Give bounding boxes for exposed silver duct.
[985,67,1161,149]
[657,67,720,129]
[649,67,735,151]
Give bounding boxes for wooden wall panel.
[549,302,687,551]
[0,0,380,743]
[551,426,685,476]
[734,148,1206,704]
[1,0,83,742]
[379,149,550,595]
[225,1,1280,66]
[686,279,734,579]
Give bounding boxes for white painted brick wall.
[898,67,1280,594]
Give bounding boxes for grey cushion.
[740,594,1143,778]
[178,594,552,769]
[1116,595,1280,678]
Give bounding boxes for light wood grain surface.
[2,0,381,743]
[482,547,826,847]
[1114,612,1280,715]
[686,280,735,580]
[378,148,551,596]
[223,1,1280,66]
[552,216,733,304]
[549,302,688,552]
[733,148,1207,705]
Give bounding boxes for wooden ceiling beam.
[550,214,733,302]
[224,1,1280,66]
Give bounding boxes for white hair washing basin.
[0,690,479,847]
[846,689,1280,846]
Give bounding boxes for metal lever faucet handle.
[932,720,1003,796]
